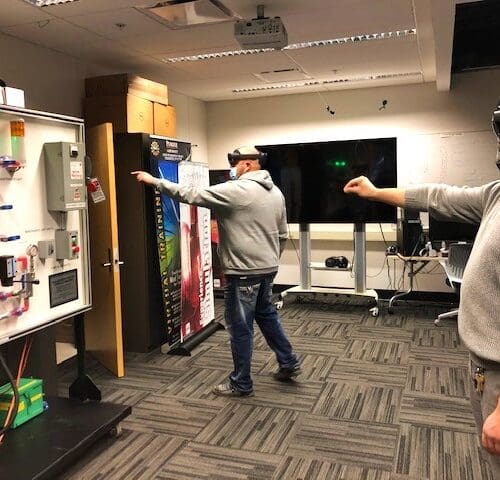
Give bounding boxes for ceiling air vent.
[253,68,311,83]
[135,0,240,29]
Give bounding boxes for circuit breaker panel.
[44,142,87,212]
[0,107,91,345]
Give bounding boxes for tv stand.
[280,223,379,316]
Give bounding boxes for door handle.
[115,260,124,266]
[102,262,112,267]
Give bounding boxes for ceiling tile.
[2,18,101,52]
[41,0,153,18]
[0,0,53,27]
[154,50,297,78]
[64,7,168,40]
[117,22,238,55]
[285,36,421,77]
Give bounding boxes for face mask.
[229,167,238,180]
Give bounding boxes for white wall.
[207,70,500,291]
[0,32,109,117]
[0,32,208,163]
[169,90,208,165]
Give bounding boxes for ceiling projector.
[234,5,287,50]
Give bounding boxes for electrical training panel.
[0,106,91,345]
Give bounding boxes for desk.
[386,254,444,313]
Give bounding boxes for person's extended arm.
[343,176,405,206]
[131,170,247,210]
[344,175,486,223]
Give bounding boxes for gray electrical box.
[38,239,56,259]
[44,142,87,211]
[55,230,80,260]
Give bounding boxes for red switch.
[87,180,99,192]
[72,245,80,254]
[17,256,28,271]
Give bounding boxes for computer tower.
[397,209,425,256]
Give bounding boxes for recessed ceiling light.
[165,48,276,63]
[163,29,417,63]
[232,72,422,93]
[23,0,79,6]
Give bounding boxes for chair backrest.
[446,242,473,283]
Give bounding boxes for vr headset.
[227,149,267,167]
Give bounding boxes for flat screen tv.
[257,138,397,223]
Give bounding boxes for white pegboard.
[0,106,91,345]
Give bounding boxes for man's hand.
[131,171,157,186]
[343,176,378,199]
[482,400,500,456]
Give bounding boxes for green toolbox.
[0,378,44,429]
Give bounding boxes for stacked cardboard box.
[84,74,176,137]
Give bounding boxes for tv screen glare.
[257,138,397,223]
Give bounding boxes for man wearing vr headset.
[343,100,500,475]
[132,146,300,397]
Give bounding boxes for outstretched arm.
[131,170,247,210]
[343,176,405,207]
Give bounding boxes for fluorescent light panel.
[23,0,78,6]
[232,72,422,93]
[164,29,416,63]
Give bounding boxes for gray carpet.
[56,299,493,480]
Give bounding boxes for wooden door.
[85,123,124,377]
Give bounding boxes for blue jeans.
[224,273,299,393]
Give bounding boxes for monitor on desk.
[428,217,479,244]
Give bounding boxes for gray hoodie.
[153,169,288,276]
[405,180,500,363]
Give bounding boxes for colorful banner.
[153,158,182,345]
[150,138,214,345]
[178,162,214,341]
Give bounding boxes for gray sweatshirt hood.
[239,170,274,190]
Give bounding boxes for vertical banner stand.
[165,320,225,356]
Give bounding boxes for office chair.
[435,242,473,326]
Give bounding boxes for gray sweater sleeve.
[153,178,248,211]
[405,183,486,223]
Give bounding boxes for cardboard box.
[153,103,177,137]
[84,94,154,134]
[0,86,25,108]
[85,74,168,105]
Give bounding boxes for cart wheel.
[370,307,379,317]
[275,300,284,310]
[434,318,441,327]
[109,424,123,438]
